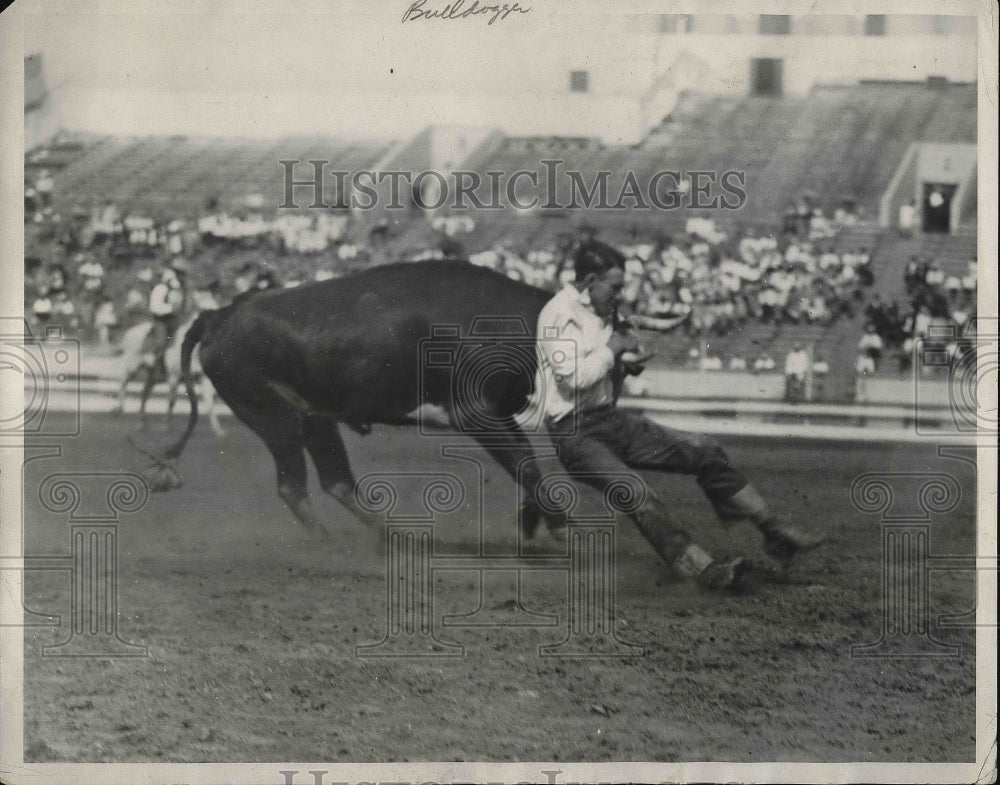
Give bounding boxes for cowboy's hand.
[620,348,654,376]
[607,329,641,357]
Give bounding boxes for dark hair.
[572,240,625,281]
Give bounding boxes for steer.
[160,260,580,538]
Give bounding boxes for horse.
[114,310,225,436]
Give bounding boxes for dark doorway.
[751,58,783,97]
[922,182,956,234]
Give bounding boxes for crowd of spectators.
[199,210,356,255]
[26,191,871,374]
[23,178,383,346]
[469,216,873,343]
[631,230,871,338]
[781,193,861,241]
[430,214,476,237]
[24,172,881,401]
[860,254,977,377]
[27,182,365,259]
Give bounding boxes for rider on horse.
[144,257,189,373]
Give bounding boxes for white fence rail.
[27,367,979,444]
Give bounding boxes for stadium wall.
[956,167,977,228]
[654,33,977,98]
[882,143,977,231]
[880,143,919,228]
[24,53,60,151]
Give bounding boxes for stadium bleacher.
[43,136,393,216]
[24,79,977,403]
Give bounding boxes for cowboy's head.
[573,240,627,320]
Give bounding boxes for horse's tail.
[163,310,212,461]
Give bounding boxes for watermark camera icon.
[0,318,81,437]
[913,318,998,437]
[418,318,577,437]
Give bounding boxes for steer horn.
[626,309,692,333]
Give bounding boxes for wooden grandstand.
[24,80,977,403]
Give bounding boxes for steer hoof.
[143,462,183,492]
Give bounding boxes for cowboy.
[535,241,823,592]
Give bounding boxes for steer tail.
[163,311,209,460]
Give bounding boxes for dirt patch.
[22,414,977,762]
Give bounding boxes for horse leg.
[114,366,139,416]
[138,367,157,431]
[303,416,373,526]
[203,379,225,437]
[165,375,179,431]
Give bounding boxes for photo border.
[1,1,996,783]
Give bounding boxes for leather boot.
[674,544,746,592]
[758,517,826,567]
[520,500,567,544]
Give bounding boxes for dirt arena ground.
[21,411,977,763]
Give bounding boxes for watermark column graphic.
[850,472,964,659]
[534,472,645,658]
[352,466,646,658]
[354,472,466,658]
[0,446,62,628]
[437,445,560,630]
[930,445,997,632]
[355,315,643,656]
[24,473,150,657]
[415,316,579,627]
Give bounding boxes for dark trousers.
[549,406,769,564]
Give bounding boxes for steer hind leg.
[266,439,329,537]
[304,417,373,526]
[220,391,328,537]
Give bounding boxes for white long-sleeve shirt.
[533,285,616,423]
[149,281,182,317]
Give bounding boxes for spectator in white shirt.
[784,343,810,402]
[898,199,916,237]
[857,324,884,370]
